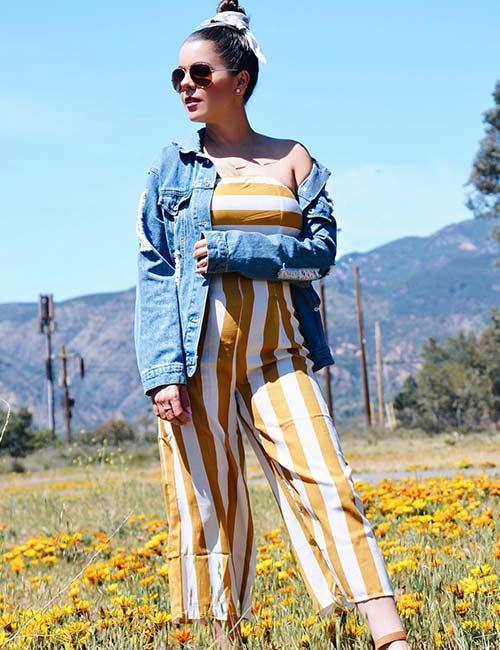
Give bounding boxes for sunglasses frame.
[171,61,240,93]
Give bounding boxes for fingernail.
[185,406,192,414]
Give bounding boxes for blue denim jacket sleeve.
[134,164,187,396]
[200,186,337,282]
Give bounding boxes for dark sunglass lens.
[190,63,212,87]
[171,68,185,92]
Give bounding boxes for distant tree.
[477,307,500,428]
[464,80,500,248]
[394,313,497,433]
[78,419,136,446]
[418,356,489,432]
[393,376,419,429]
[0,406,36,457]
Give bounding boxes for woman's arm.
[200,184,337,282]
[134,164,187,396]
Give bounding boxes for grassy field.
[0,430,498,648]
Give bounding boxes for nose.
[179,70,196,93]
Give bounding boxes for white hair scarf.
[193,10,267,64]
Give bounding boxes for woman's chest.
[209,174,303,237]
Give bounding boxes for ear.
[234,70,250,94]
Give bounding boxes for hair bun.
[216,0,246,15]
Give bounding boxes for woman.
[134,2,410,649]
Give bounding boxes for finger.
[153,396,173,421]
[196,258,208,271]
[193,244,208,258]
[169,394,191,424]
[170,409,190,425]
[157,401,172,421]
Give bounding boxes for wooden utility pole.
[375,320,385,428]
[56,344,85,444]
[319,278,334,422]
[38,294,56,438]
[354,266,372,429]
[386,402,397,431]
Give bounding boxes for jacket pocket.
[159,187,193,218]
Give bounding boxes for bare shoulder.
[288,140,313,187]
[257,134,313,186]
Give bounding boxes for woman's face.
[177,39,245,123]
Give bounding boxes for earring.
[236,88,241,94]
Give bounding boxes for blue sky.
[1,1,499,303]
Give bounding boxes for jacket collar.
[176,127,205,155]
[173,126,331,204]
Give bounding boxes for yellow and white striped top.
[210,175,303,236]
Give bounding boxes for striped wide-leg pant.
[157,272,395,624]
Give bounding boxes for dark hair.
[184,0,259,104]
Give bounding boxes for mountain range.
[0,217,498,432]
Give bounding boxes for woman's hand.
[149,384,192,425]
[193,236,209,274]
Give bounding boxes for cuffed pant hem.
[170,606,255,625]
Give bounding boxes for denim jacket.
[134,126,337,397]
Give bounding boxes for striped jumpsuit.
[157,174,395,624]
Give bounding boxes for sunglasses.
[171,62,239,93]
